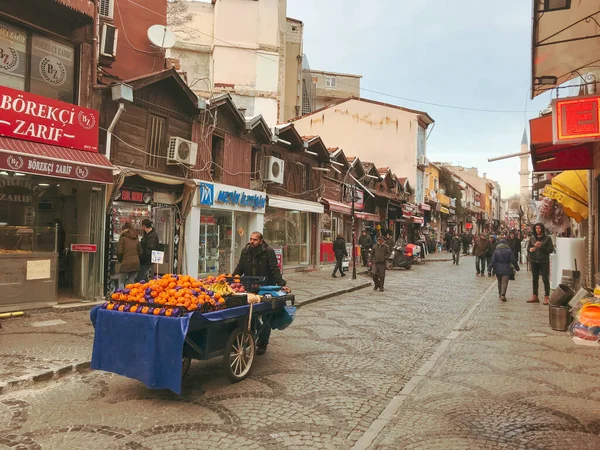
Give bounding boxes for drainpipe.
[105,103,125,161]
[588,169,595,286]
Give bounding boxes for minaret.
[519,128,531,214]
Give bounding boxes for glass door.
[198,210,233,276]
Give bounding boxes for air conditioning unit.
[417,155,428,167]
[100,23,118,58]
[263,156,285,184]
[167,137,198,166]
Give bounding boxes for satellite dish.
[147,24,176,49]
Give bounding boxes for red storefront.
[0,87,112,312]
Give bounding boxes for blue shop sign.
[198,182,266,211]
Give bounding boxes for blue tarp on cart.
[90,306,190,394]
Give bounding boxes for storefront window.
[0,21,76,103]
[198,210,233,276]
[264,207,309,267]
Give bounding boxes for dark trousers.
[372,262,386,288]
[259,324,271,347]
[452,250,460,264]
[361,248,369,266]
[332,255,344,276]
[531,262,550,296]
[476,256,486,274]
[496,274,509,296]
[136,264,152,282]
[486,257,493,274]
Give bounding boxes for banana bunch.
[210,280,234,296]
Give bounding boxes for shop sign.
[198,182,266,212]
[0,153,112,183]
[0,176,46,203]
[116,188,152,204]
[440,206,450,215]
[0,85,99,152]
[552,94,600,144]
[151,250,164,264]
[71,244,97,252]
[200,216,217,224]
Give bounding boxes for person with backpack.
[332,234,348,278]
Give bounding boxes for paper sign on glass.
[151,251,164,264]
[26,259,51,280]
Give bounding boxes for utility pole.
[351,183,357,280]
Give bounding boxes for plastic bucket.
[549,284,575,307]
[549,305,571,331]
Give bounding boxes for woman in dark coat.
[490,238,520,302]
[332,234,348,278]
[116,222,142,289]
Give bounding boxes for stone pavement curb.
[0,281,372,394]
[0,362,91,396]
[295,280,372,308]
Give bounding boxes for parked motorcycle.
[386,244,414,270]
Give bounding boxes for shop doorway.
[199,210,233,276]
[153,206,175,275]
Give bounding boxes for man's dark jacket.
[333,237,348,259]
[451,236,462,252]
[527,223,554,264]
[140,229,160,265]
[487,239,497,258]
[358,234,373,248]
[234,241,284,286]
[507,237,521,258]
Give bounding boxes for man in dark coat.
[507,230,521,261]
[444,231,452,252]
[461,232,470,255]
[117,222,142,289]
[371,235,391,292]
[487,236,497,277]
[332,234,348,278]
[358,230,373,266]
[451,232,462,265]
[137,219,160,282]
[234,231,285,354]
[527,222,554,305]
[491,238,520,302]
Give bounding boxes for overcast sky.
[287,0,552,197]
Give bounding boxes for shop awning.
[321,198,352,215]
[0,137,113,184]
[531,1,600,98]
[419,203,431,211]
[412,216,424,225]
[530,114,594,172]
[542,170,589,223]
[268,194,324,214]
[355,212,380,222]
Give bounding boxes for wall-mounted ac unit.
[417,155,428,167]
[100,23,118,58]
[263,156,285,184]
[167,137,198,166]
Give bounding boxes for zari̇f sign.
[0,85,99,152]
[552,94,600,144]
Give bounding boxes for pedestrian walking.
[385,230,395,250]
[332,234,348,278]
[472,234,490,277]
[451,232,462,265]
[444,231,452,252]
[490,238,520,302]
[507,230,522,262]
[527,222,554,305]
[371,235,391,292]
[461,232,470,255]
[487,235,497,277]
[116,222,142,289]
[358,230,373,266]
[137,219,160,282]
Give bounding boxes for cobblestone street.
[1,258,599,449]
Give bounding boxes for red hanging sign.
[552,95,600,144]
[0,85,99,152]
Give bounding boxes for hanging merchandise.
[537,198,570,234]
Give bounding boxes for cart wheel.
[223,328,255,383]
[182,357,191,378]
[385,260,393,270]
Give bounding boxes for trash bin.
[549,305,571,331]
[549,284,575,307]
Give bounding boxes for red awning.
[412,216,424,224]
[355,212,380,222]
[419,203,431,211]
[530,115,594,172]
[321,198,352,215]
[0,137,114,184]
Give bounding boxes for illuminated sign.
[552,95,600,144]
